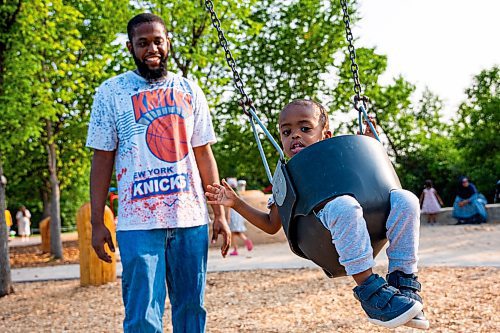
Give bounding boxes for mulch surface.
[1,266,498,332]
[9,240,80,268]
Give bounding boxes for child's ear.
[323,130,332,139]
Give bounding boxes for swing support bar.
[242,103,285,182]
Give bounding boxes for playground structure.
[76,203,116,286]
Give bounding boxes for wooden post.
[76,202,116,286]
[39,217,51,253]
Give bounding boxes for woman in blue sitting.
[452,176,488,224]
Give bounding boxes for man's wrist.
[90,218,106,227]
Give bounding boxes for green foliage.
[212,0,348,187]
[1,0,497,232]
[1,0,131,227]
[452,66,499,201]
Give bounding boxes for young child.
[225,178,254,256]
[206,99,428,330]
[420,179,444,224]
[16,205,31,242]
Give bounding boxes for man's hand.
[211,214,231,257]
[205,179,238,207]
[91,223,115,263]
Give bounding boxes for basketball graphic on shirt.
[146,114,189,163]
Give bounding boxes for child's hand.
[206,179,239,207]
[357,116,380,139]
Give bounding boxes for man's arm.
[193,144,231,257]
[90,149,116,263]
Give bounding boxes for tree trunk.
[46,121,63,259]
[0,157,14,297]
[41,184,51,219]
[0,0,22,297]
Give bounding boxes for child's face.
[279,104,332,158]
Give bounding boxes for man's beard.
[132,51,168,82]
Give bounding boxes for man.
[5,210,12,239]
[86,13,230,333]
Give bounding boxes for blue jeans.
[117,225,208,333]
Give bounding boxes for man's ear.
[324,130,332,139]
[126,41,132,53]
[166,37,171,52]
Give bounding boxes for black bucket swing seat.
[272,135,401,277]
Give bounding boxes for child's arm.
[434,190,444,206]
[206,179,282,234]
[419,191,425,207]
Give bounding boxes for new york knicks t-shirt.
[86,71,216,231]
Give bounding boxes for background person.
[494,180,500,204]
[225,178,253,256]
[452,176,488,224]
[15,205,31,242]
[419,179,444,225]
[4,209,13,240]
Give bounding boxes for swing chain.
[340,0,366,111]
[205,0,252,112]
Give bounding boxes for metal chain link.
[206,0,370,114]
[205,0,252,110]
[340,0,368,110]
[204,0,286,170]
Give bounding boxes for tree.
[453,66,499,201]
[211,0,350,186]
[0,0,22,298]
[1,0,130,259]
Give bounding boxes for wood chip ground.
[1,266,498,332]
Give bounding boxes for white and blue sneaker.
[387,270,430,330]
[353,274,423,329]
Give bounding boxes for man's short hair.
[127,13,167,41]
[282,99,330,131]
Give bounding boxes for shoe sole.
[367,302,423,329]
[405,317,430,330]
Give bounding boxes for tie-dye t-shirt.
[86,71,216,231]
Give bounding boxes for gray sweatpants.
[316,189,420,276]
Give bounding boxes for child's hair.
[425,179,433,188]
[282,99,329,131]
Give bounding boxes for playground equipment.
[76,202,116,286]
[204,0,400,277]
[39,217,50,253]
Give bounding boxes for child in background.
[225,178,253,256]
[419,180,444,224]
[16,205,31,242]
[4,210,13,241]
[207,99,428,330]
